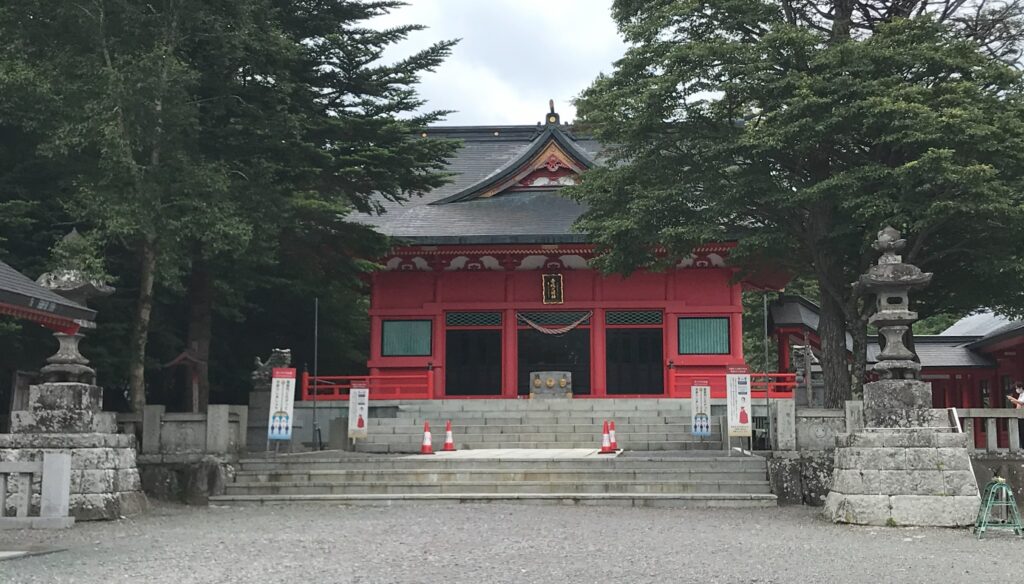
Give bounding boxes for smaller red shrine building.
[345,107,785,400]
[771,296,1024,446]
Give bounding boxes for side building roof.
[0,258,95,326]
[770,295,995,368]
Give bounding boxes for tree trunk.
[128,236,157,412]
[819,289,852,408]
[185,254,212,413]
[832,0,855,40]
[849,313,869,397]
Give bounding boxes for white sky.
[372,0,626,125]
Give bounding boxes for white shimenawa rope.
[516,311,593,336]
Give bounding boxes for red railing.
[300,370,796,401]
[667,372,797,399]
[301,371,433,400]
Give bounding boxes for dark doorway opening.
[606,329,664,395]
[445,330,502,396]
[517,329,591,396]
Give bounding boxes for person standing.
[1009,382,1024,447]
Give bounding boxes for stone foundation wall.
[137,455,236,505]
[766,451,834,506]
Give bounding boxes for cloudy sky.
[373,0,626,126]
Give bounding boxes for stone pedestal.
[824,427,979,525]
[824,383,980,526]
[0,382,148,520]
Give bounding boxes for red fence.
[301,372,433,401]
[667,372,797,399]
[300,370,796,401]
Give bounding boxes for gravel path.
[2,502,1019,583]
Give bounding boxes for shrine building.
[336,106,785,400]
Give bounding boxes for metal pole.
[312,297,321,450]
[764,292,772,451]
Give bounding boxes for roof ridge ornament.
[545,99,560,126]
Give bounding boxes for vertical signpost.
[267,368,296,450]
[726,365,752,453]
[348,381,370,441]
[690,380,712,438]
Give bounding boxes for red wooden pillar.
[592,308,607,397]
[501,269,518,398]
[502,307,517,398]
[777,332,790,373]
[665,312,679,397]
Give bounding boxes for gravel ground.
[2,502,1020,584]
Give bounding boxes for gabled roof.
[355,106,603,245]
[0,258,95,327]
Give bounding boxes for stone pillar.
[771,399,796,451]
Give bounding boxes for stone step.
[367,416,697,425]
[353,441,723,454]
[208,492,777,508]
[233,468,767,483]
[237,456,764,472]
[369,422,712,434]
[223,479,771,496]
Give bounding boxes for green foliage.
[572,1,1024,404]
[0,1,457,407]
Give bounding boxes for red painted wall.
[368,265,745,397]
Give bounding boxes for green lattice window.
[678,317,730,355]
[446,312,502,327]
[606,311,663,325]
[381,320,432,356]
[517,311,591,326]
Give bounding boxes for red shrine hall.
[309,106,789,400]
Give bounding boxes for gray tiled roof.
[0,259,95,322]
[355,124,603,244]
[867,338,995,368]
[941,311,1013,336]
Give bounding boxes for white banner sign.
[267,368,296,441]
[348,384,370,439]
[691,382,712,437]
[726,372,752,438]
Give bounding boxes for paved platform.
[402,448,617,460]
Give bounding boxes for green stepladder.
[974,477,1023,539]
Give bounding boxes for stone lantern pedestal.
[823,228,980,526]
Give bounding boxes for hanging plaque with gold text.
[542,273,564,305]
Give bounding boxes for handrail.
[302,371,433,400]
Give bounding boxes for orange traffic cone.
[443,420,457,452]
[421,421,434,455]
[599,420,615,454]
[609,420,618,450]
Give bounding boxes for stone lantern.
[35,230,114,384]
[824,227,980,527]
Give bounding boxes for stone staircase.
[351,399,724,453]
[209,452,776,508]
